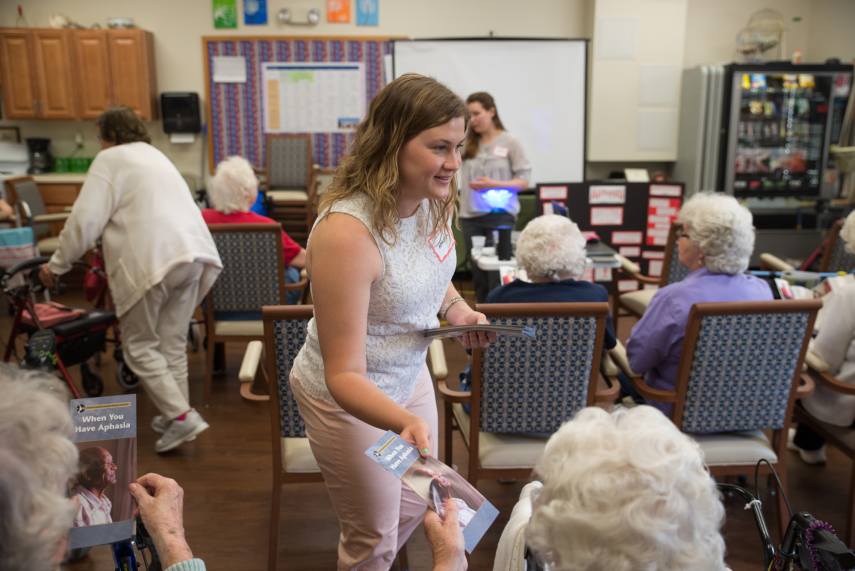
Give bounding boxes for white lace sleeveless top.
[292,192,457,406]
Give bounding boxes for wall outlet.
[74,132,83,145]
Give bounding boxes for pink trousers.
[291,365,438,571]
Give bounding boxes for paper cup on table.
[472,235,486,255]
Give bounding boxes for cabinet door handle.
[33,100,38,115]
[39,101,44,116]
[107,100,112,109]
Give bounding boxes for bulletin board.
[536,182,684,292]
[203,36,399,173]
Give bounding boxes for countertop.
[0,173,88,184]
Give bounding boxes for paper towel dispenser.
[161,93,201,134]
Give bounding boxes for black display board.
[535,181,684,293]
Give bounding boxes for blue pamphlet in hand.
[67,395,138,549]
[365,431,499,553]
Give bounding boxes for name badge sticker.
[429,225,456,263]
[491,145,509,158]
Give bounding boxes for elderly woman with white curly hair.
[790,210,855,465]
[485,214,616,347]
[201,156,306,305]
[0,365,204,571]
[623,192,772,414]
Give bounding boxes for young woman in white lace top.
[290,74,497,569]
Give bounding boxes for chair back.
[266,134,313,191]
[820,219,855,273]
[659,222,691,286]
[673,300,820,433]
[5,177,49,237]
[207,224,286,312]
[472,303,608,434]
[263,305,314,439]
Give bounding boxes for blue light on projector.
[483,189,513,210]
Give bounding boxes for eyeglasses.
[675,227,691,241]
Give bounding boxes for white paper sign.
[589,185,626,205]
[619,246,641,257]
[594,268,612,282]
[649,260,663,277]
[539,186,568,200]
[650,184,682,197]
[590,207,623,226]
[213,56,247,83]
[618,279,640,292]
[612,231,643,244]
[649,198,672,208]
[642,250,665,259]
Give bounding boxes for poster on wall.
[261,62,366,133]
[212,0,238,28]
[244,0,267,24]
[356,0,378,25]
[328,0,351,22]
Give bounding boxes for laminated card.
[68,395,137,548]
[366,431,499,553]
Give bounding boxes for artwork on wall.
[213,0,238,28]
[327,0,350,22]
[0,127,20,143]
[244,0,267,25]
[356,0,378,26]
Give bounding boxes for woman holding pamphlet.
[459,92,532,302]
[289,74,497,569]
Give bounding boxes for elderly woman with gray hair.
[0,365,202,571]
[485,214,616,348]
[623,192,772,414]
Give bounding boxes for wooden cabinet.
[69,30,113,120]
[0,30,39,119]
[0,28,158,122]
[32,30,76,119]
[108,30,157,120]
[39,183,81,235]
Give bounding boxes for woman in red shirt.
[202,156,305,305]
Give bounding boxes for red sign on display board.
[646,197,681,246]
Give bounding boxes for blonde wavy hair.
[527,406,726,571]
[318,74,470,246]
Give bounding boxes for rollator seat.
[20,308,116,337]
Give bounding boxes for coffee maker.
[26,138,52,174]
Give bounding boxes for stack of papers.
[423,324,536,340]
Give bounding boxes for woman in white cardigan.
[39,107,222,453]
[790,210,855,464]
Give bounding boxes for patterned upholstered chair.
[259,305,409,571]
[608,300,820,537]
[610,221,689,330]
[204,224,308,404]
[435,302,620,487]
[761,218,855,273]
[3,176,70,255]
[796,349,855,547]
[264,134,320,243]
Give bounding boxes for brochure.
[423,324,536,340]
[67,394,137,549]
[365,431,499,553]
[500,266,530,285]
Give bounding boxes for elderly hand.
[38,264,56,290]
[425,498,467,571]
[129,473,194,569]
[468,176,499,191]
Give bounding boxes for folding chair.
[258,305,409,571]
[3,176,70,255]
[204,223,308,405]
[434,302,620,487]
[611,221,689,330]
[606,299,821,538]
[264,134,320,244]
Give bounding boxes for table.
[471,247,621,271]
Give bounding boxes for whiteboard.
[262,62,366,133]
[392,40,587,185]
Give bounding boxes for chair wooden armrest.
[33,212,71,223]
[630,376,678,402]
[595,374,621,402]
[428,339,447,380]
[238,340,269,402]
[806,367,855,396]
[608,341,641,378]
[283,275,309,292]
[615,254,660,286]
[796,373,815,398]
[63,206,72,212]
[436,379,471,404]
[759,253,795,272]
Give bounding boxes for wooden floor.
[13,285,846,571]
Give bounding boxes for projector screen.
[392,39,588,185]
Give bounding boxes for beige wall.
[1,0,854,182]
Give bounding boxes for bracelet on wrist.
[439,296,466,321]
